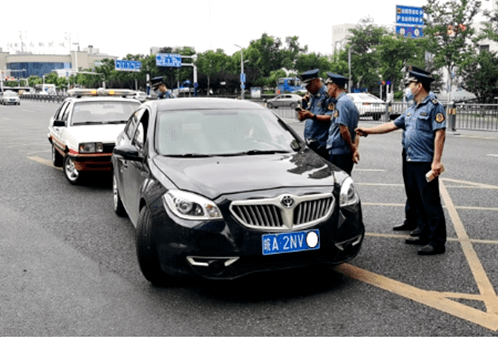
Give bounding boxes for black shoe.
[393,223,417,231]
[405,237,430,245]
[410,227,422,237]
[418,244,445,255]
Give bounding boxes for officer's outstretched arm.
[355,122,398,137]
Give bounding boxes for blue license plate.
[262,230,320,255]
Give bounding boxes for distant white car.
[266,94,302,109]
[133,91,147,102]
[346,93,386,120]
[48,88,140,184]
[1,91,21,105]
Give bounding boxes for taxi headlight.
[163,190,223,221]
[339,177,359,207]
[79,142,104,153]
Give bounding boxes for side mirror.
[53,120,65,127]
[113,145,144,162]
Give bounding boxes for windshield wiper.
[218,150,291,156]
[72,121,106,125]
[165,153,214,158]
[107,120,128,124]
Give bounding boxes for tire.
[136,207,170,286]
[267,102,273,109]
[52,144,63,167]
[113,174,127,217]
[63,155,82,185]
[372,113,381,121]
[290,102,297,109]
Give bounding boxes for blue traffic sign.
[115,60,142,72]
[240,73,246,83]
[396,5,424,26]
[396,25,424,38]
[156,53,182,68]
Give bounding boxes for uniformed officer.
[296,69,333,159]
[151,76,176,99]
[324,72,360,175]
[355,68,447,255]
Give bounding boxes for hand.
[353,150,360,164]
[298,110,313,121]
[355,127,369,137]
[431,162,444,176]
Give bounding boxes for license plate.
[262,230,320,255]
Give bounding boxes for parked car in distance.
[266,93,302,109]
[112,98,364,285]
[48,88,140,184]
[133,91,147,102]
[346,93,386,120]
[1,90,21,105]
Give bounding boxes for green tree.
[424,0,482,101]
[196,49,231,95]
[459,49,498,102]
[44,72,58,85]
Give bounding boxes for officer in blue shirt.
[296,69,332,159]
[151,76,176,99]
[324,72,360,175]
[355,68,447,255]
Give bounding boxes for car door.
[51,101,71,151]
[121,109,150,225]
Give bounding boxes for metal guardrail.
[267,101,498,132]
[20,94,68,103]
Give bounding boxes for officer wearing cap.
[324,72,360,175]
[393,66,433,236]
[151,76,176,99]
[296,69,333,159]
[356,67,447,255]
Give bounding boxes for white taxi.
[48,88,141,184]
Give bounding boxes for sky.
[0,0,493,58]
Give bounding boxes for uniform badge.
[327,103,335,111]
[333,111,339,118]
[435,113,445,123]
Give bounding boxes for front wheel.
[136,207,170,286]
[267,102,273,109]
[113,174,127,217]
[64,156,83,185]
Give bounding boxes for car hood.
[68,124,126,144]
[153,149,338,200]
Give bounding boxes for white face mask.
[405,86,415,101]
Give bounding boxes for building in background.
[332,24,355,54]
[0,45,116,80]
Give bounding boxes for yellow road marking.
[334,264,498,331]
[27,156,62,171]
[440,180,498,315]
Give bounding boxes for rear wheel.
[290,102,297,109]
[372,113,381,121]
[267,102,273,109]
[64,155,83,185]
[136,207,170,286]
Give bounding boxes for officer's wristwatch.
[311,114,318,120]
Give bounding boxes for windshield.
[156,109,299,156]
[71,101,140,126]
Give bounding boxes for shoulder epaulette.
[431,98,439,105]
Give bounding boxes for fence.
[268,101,498,132]
[20,94,68,103]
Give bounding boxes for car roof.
[148,98,266,111]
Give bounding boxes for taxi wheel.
[52,145,63,167]
[63,156,82,185]
[136,207,170,286]
[113,174,127,217]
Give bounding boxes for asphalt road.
[1,100,498,336]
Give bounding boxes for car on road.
[112,98,364,285]
[265,93,302,109]
[347,93,386,120]
[48,88,140,184]
[1,90,21,105]
[133,91,147,102]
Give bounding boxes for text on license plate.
[262,230,320,255]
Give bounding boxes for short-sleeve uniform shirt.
[393,92,446,162]
[303,85,332,146]
[326,92,360,154]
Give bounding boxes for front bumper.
[68,153,113,171]
[148,189,364,280]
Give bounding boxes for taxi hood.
[68,124,126,144]
[153,149,338,200]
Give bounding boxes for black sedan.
[112,98,364,285]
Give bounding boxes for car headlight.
[79,142,104,153]
[163,190,223,221]
[339,177,359,207]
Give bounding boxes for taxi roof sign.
[68,88,136,98]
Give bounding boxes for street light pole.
[235,44,245,99]
[348,46,352,93]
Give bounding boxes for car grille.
[230,193,335,231]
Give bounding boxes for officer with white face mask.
[151,76,176,99]
[355,67,447,256]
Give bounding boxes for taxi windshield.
[156,109,298,156]
[71,101,140,126]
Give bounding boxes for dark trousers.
[329,152,354,176]
[405,161,447,247]
[402,151,419,228]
